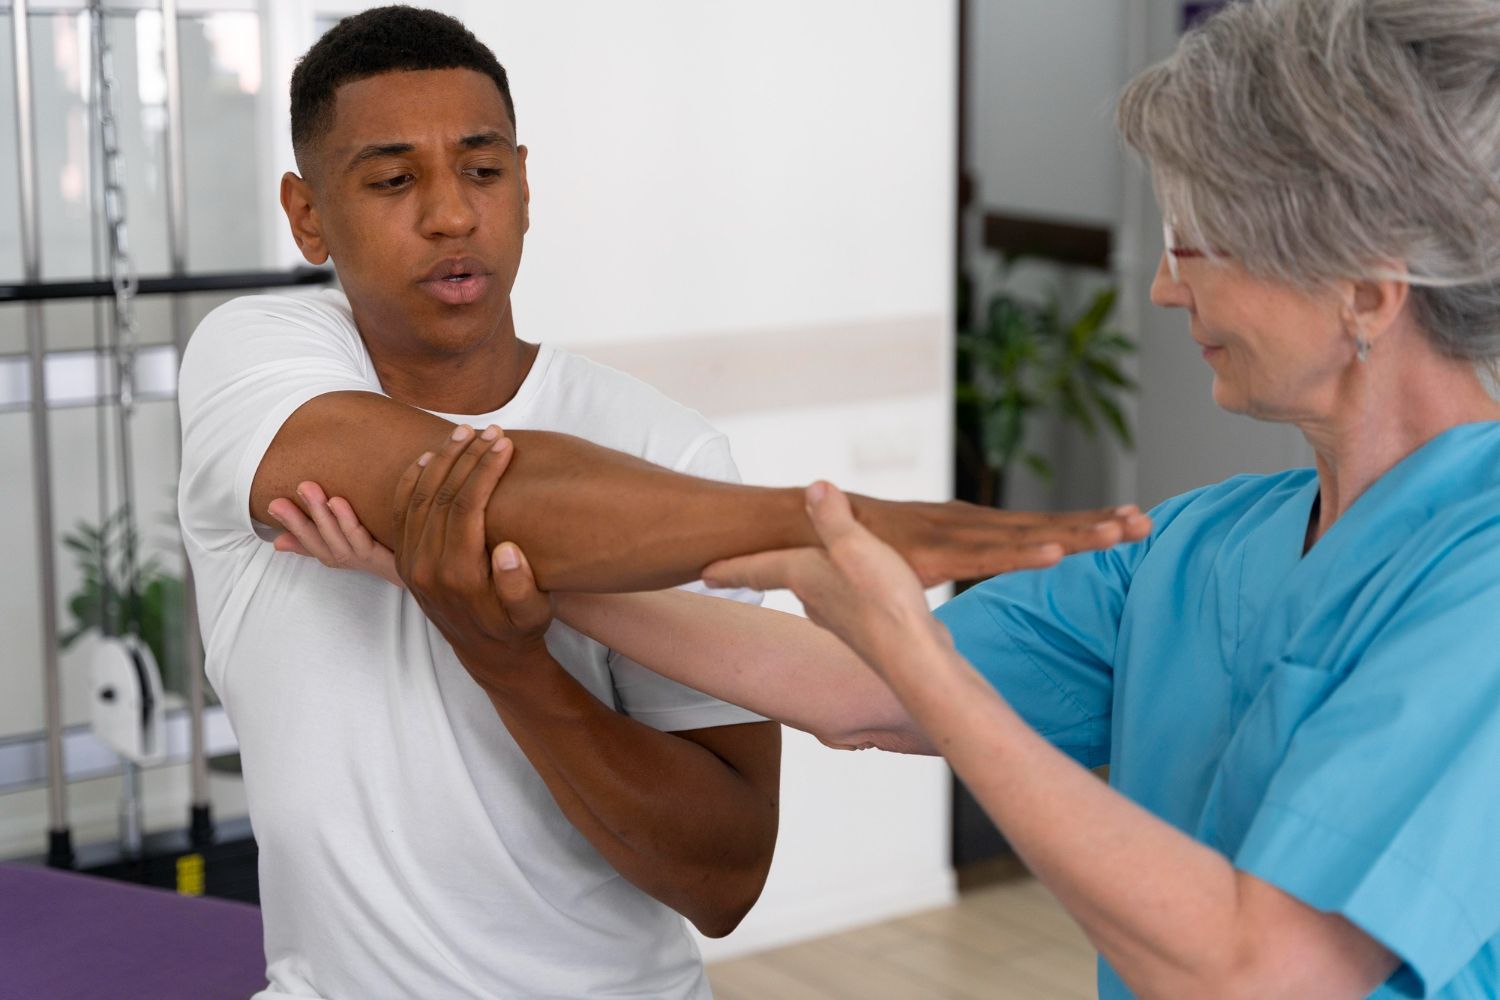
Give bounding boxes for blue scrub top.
[936,422,1500,999]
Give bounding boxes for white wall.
[299,0,951,349]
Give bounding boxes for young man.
[178,7,1143,997]
[179,11,781,999]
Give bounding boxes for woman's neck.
[1299,345,1500,546]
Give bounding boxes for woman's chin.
[1209,378,1252,416]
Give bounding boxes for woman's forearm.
[554,589,934,753]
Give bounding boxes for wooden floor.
[707,875,1098,1000]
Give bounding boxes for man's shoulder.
[195,288,356,340]
[533,346,723,469]
[182,290,361,378]
[178,288,371,419]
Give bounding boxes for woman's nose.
[1150,252,1191,309]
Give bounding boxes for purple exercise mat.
[0,862,266,1000]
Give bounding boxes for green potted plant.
[955,261,1138,508]
[59,506,195,704]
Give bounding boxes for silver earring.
[1355,335,1371,363]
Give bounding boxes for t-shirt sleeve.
[177,294,375,553]
[606,431,769,733]
[1232,527,1500,997]
[933,488,1206,767]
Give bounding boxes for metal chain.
[90,1,141,634]
[94,14,140,415]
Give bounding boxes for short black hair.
[289,5,516,173]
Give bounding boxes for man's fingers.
[403,424,478,555]
[491,542,553,633]
[965,503,1142,529]
[417,428,499,564]
[391,453,427,547]
[960,516,1146,556]
[402,424,485,570]
[1036,513,1151,552]
[922,542,1066,586]
[449,427,513,557]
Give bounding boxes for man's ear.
[280,172,330,265]
[517,145,530,235]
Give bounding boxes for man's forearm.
[476,428,811,591]
[461,643,780,937]
[253,391,811,592]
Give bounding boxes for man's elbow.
[684,853,775,939]
[688,877,766,939]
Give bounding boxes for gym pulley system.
[7,0,329,886]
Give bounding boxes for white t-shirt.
[177,289,764,1000]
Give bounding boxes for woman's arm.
[884,631,1396,998]
[554,590,937,755]
[704,483,1400,999]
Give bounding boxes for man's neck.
[363,314,540,416]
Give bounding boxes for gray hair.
[1117,0,1500,364]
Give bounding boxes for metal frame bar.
[12,0,72,866]
[2,0,260,15]
[0,342,180,412]
[0,266,333,301]
[0,705,239,794]
[155,0,215,841]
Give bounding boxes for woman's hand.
[393,425,555,678]
[703,481,957,673]
[267,482,403,588]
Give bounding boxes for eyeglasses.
[1162,221,1212,283]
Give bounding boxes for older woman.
[274,1,1500,995]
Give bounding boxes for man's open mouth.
[419,265,491,306]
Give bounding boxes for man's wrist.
[451,637,562,702]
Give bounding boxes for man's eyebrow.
[344,133,512,171]
[346,142,415,171]
[459,131,513,151]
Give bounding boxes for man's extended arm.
[251,392,1148,592]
